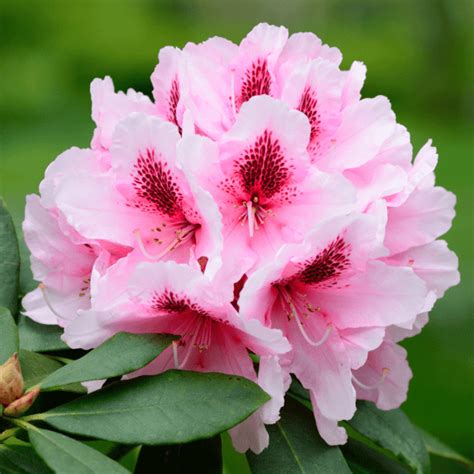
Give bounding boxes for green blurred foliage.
[1,0,473,467]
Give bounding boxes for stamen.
[133,225,198,261]
[352,368,390,390]
[38,283,65,320]
[279,287,332,347]
[246,201,256,238]
[179,318,202,369]
[172,341,180,368]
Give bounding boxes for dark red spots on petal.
[238,58,271,107]
[298,87,320,144]
[131,149,183,216]
[235,130,291,200]
[168,78,182,133]
[151,290,209,318]
[297,236,351,287]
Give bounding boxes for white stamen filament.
[39,283,65,320]
[133,225,197,261]
[172,341,180,368]
[279,287,332,347]
[178,318,203,369]
[246,201,256,238]
[352,368,390,390]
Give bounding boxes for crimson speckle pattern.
[151,290,210,318]
[297,236,351,286]
[239,58,271,107]
[235,130,291,200]
[168,78,181,132]
[298,87,320,144]
[131,149,183,216]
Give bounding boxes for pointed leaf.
[0,307,18,364]
[18,316,68,352]
[18,315,69,352]
[0,199,20,315]
[19,350,62,388]
[41,332,177,390]
[418,428,474,470]
[0,444,52,474]
[28,427,129,474]
[247,398,351,473]
[135,435,222,474]
[40,370,270,444]
[348,401,430,473]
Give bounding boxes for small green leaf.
[18,315,68,352]
[19,350,63,389]
[0,199,20,315]
[348,401,430,474]
[40,370,269,445]
[0,307,18,364]
[41,332,177,390]
[135,435,222,474]
[247,397,351,473]
[28,427,129,474]
[418,428,474,470]
[342,438,410,473]
[0,443,52,474]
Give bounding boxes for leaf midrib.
[277,422,306,473]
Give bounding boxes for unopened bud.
[0,354,24,406]
[4,386,40,417]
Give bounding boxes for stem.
[0,427,20,441]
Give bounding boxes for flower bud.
[4,386,40,417]
[0,354,24,406]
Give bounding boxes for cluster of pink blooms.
[23,24,459,453]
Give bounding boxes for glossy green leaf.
[0,307,18,364]
[18,315,68,352]
[135,435,222,474]
[41,332,177,390]
[348,401,430,474]
[0,200,20,315]
[247,398,351,473]
[419,428,474,470]
[39,370,269,444]
[342,438,410,473]
[28,427,129,474]
[0,444,52,474]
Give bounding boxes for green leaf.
[342,438,410,473]
[135,435,222,474]
[19,350,63,389]
[0,307,18,364]
[41,332,177,390]
[0,444,52,474]
[247,397,351,473]
[28,427,129,474]
[348,401,430,473]
[18,315,68,352]
[39,370,270,444]
[0,199,20,315]
[418,428,474,470]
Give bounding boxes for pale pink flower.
[64,260,290,453]
[51,114,223,276]
[239,214,428,444]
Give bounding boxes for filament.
[246,201,256,238]
[172,341,180,369]
[279,287,332,347]
[39,283,65,320]
[352,368,390,390]
[133,225,197,261]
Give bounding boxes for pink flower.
[239,214,428,444]
[64,260,290,453]
[50,114,223,276]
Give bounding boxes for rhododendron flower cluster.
[22,23,459,453]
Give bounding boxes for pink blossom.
[64,260,290,453]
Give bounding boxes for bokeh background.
[1,0,473,470]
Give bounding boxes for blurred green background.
[1,0,473,468]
